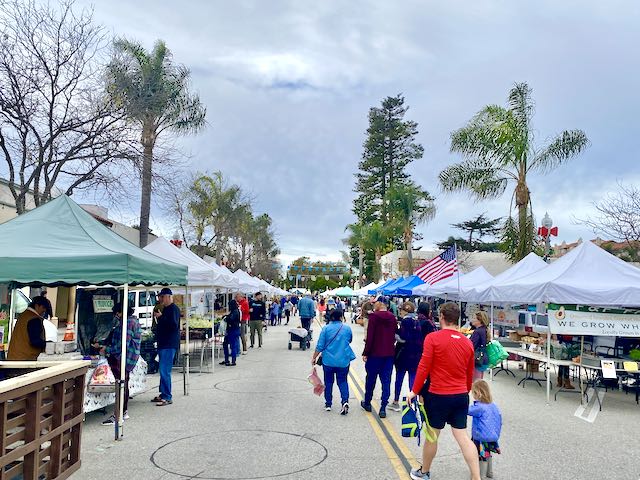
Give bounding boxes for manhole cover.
[151,430,327,479]
[213,377,308,394]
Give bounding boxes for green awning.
[0,195,187,287]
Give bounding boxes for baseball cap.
[159,287,173,296]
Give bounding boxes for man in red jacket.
[236,293,251,354]
[361,299,397,418]
[407,302,480,480]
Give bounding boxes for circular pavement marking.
[213,377,309,394]
[151,430,328,479]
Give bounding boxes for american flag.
[414,245,458,285]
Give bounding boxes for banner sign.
[548,304,640,337]
[92,295,114,314]
[467,305,518,327]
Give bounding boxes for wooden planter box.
[0,360,90,480]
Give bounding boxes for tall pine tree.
[353,95,424,224]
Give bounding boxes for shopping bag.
[401,397,436,445]
[307,367,325,396]
[486,340,509,369]
[88,358,116,393]
[218,316,227,336]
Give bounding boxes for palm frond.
[530,129,589,173]
[508,82,534,130]
[439,159,509,201]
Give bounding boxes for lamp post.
[540,212,555,263]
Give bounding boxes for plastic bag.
[88,358,116,393]
[307,367,325,396]
[486,340,509,369]
[218,316,227,336]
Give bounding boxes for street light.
[539,212,557,263]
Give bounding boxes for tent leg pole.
[490,303,494,382]
[546,304,551,405]
[116,284,129,441]
[7,288,15,346]
[211,286,215,374]
[185,285,190,396]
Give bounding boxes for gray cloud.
[75,0,640,261]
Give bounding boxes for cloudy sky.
[78,0,640,265]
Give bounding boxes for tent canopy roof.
[484,241,640,305]
[392,276,426,296]
[144,238,228,288]
[413,267,493,298]
[0,196,187,287]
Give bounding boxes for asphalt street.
[75,313,640,480]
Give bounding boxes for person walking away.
[407,302,479,480]
[290,295,299,316]
[360,300,375,342]
[297,293,316,342]
[417,301,438,338]
[317,298,326,322]
[283,299,293,325]
[361,300,397,418]
[236,293,250,354]
[390,301,423,412]
[470,311,490,380]
[220,300,241,366]
[153,288,180,406]
[468,380,502,479]
[311,309,356,415]
[270,301,280,326]
[8,296,49,360]
[249,292,266,348]
[101,303,141,425]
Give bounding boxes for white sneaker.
[123,411,130,420]
[389,401,401,412]
[324,405,332,412]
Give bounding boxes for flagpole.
[455,242,461,328]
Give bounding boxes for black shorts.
[423,392,469,430]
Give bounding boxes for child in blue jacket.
[468,380,502,479]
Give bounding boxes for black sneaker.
[360,401,372,412]
[340,402,350,415]
[379,408,387,419]
[101,415,116,426]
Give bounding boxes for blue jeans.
[158,348,176,401]
[394,366,416,403]
[364,356,394,408]
[323,365,350,407]
[224,327,241,362]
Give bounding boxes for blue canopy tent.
[391,275,425,296]
[368,278,396,295]
[382,277,408,295]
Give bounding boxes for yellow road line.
[349,368,418,463]
[348,376,408,480]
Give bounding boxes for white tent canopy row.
[467,242,640,306]
[412,267,494,299]
[354,281,382,296]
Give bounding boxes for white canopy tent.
[354,281,380,296]
[412,268,494,299]
[480,241,640,306]
[464,253,547,303]
[179,246,240,291]
[145,238,225,288]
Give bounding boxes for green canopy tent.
[0,195,187,440]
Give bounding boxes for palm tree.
[363,221,390,281]
[439,82,589,261]
[108,39,207,247]
[343,222,367,281]
[386,184,436,272]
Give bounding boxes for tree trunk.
[358,246,364,281]
[139,127,155,248]
[515,178,530,261]
[406,229,413,274]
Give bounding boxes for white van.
[127,290,158,329]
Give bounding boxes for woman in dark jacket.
[389,301,423,412]
[221,299,241,366]
[470,310,490,380]
[417,301,438,338]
